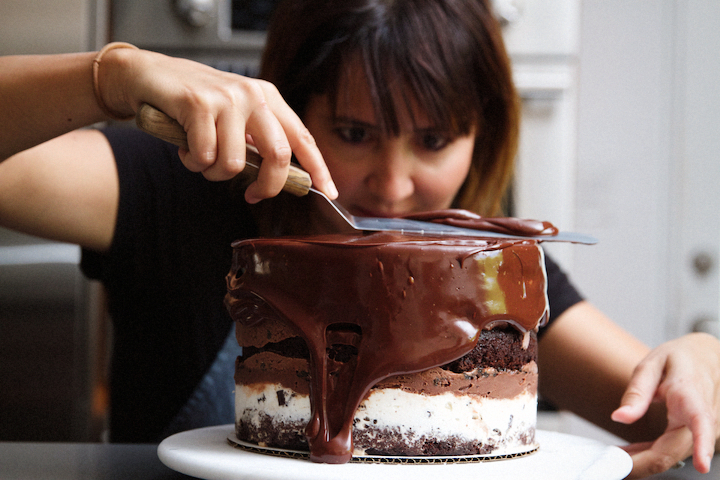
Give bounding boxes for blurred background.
[1,0,718,444]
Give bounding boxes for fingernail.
[245,189,261,205]
[610,405,631,423]
[232,158,246,174]
[327,180,339,199]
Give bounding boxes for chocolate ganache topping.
[225,229,549,463]
[403,209,559,236]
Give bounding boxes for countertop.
[0,439,715,480]
[0,441,190,479]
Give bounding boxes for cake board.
[158,424,632,480]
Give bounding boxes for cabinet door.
[574,0,720,345]
[672,1,720,339]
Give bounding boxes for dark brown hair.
[261,0,519,216]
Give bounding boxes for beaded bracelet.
[92,42,139,121]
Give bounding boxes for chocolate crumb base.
[235,413,537,460]
[235,413,308,451]
[227,434,539,464]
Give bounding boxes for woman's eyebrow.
[332,115,379,129]
[332,115,450,135]
[414,125,442,132]
[413,125,451,135]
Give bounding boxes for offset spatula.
[136,104,597,244]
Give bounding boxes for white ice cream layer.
[236,383,536,455]
[353,388,536,455]
[236,383,311,426]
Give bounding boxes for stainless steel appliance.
[110,0,283,74]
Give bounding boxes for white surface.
[574,1,720,345]
[158,425,632,480]
[574,0,675,348]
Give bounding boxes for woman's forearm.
[0,52,107,161]
[0,46,336,201]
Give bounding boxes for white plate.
[158,425,632,480]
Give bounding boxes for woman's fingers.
[664,371,716,472]
[199,108,248,182]
[613,334,720,475]
[611,352,664,425]
[623,427,693,479]
[689,416,715,473]
[258,82,338,199]
[161,71,335,200]
[285,120,337,199]
[243,95,293,203]
[178,111,220,175]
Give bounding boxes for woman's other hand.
[612,333,720,478]
[97,47,337,203]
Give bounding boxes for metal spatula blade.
[136,104,597,244]
[308,186,597,244]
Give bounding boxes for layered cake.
[225,221,550,464]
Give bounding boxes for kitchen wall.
[573,1,720,347]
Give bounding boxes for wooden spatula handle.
[135,103,311,197]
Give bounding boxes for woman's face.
[303,65,475,218]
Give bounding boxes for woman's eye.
[419,132,450,151]
[336,126,370,144]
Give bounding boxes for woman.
[0,1,718,477]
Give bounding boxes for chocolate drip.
[403,209,559,236]
[225,232,548,463]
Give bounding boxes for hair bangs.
[341,2,482,139]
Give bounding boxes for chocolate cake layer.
[236,328,537,395]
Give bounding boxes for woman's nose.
[365,142,415,204]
